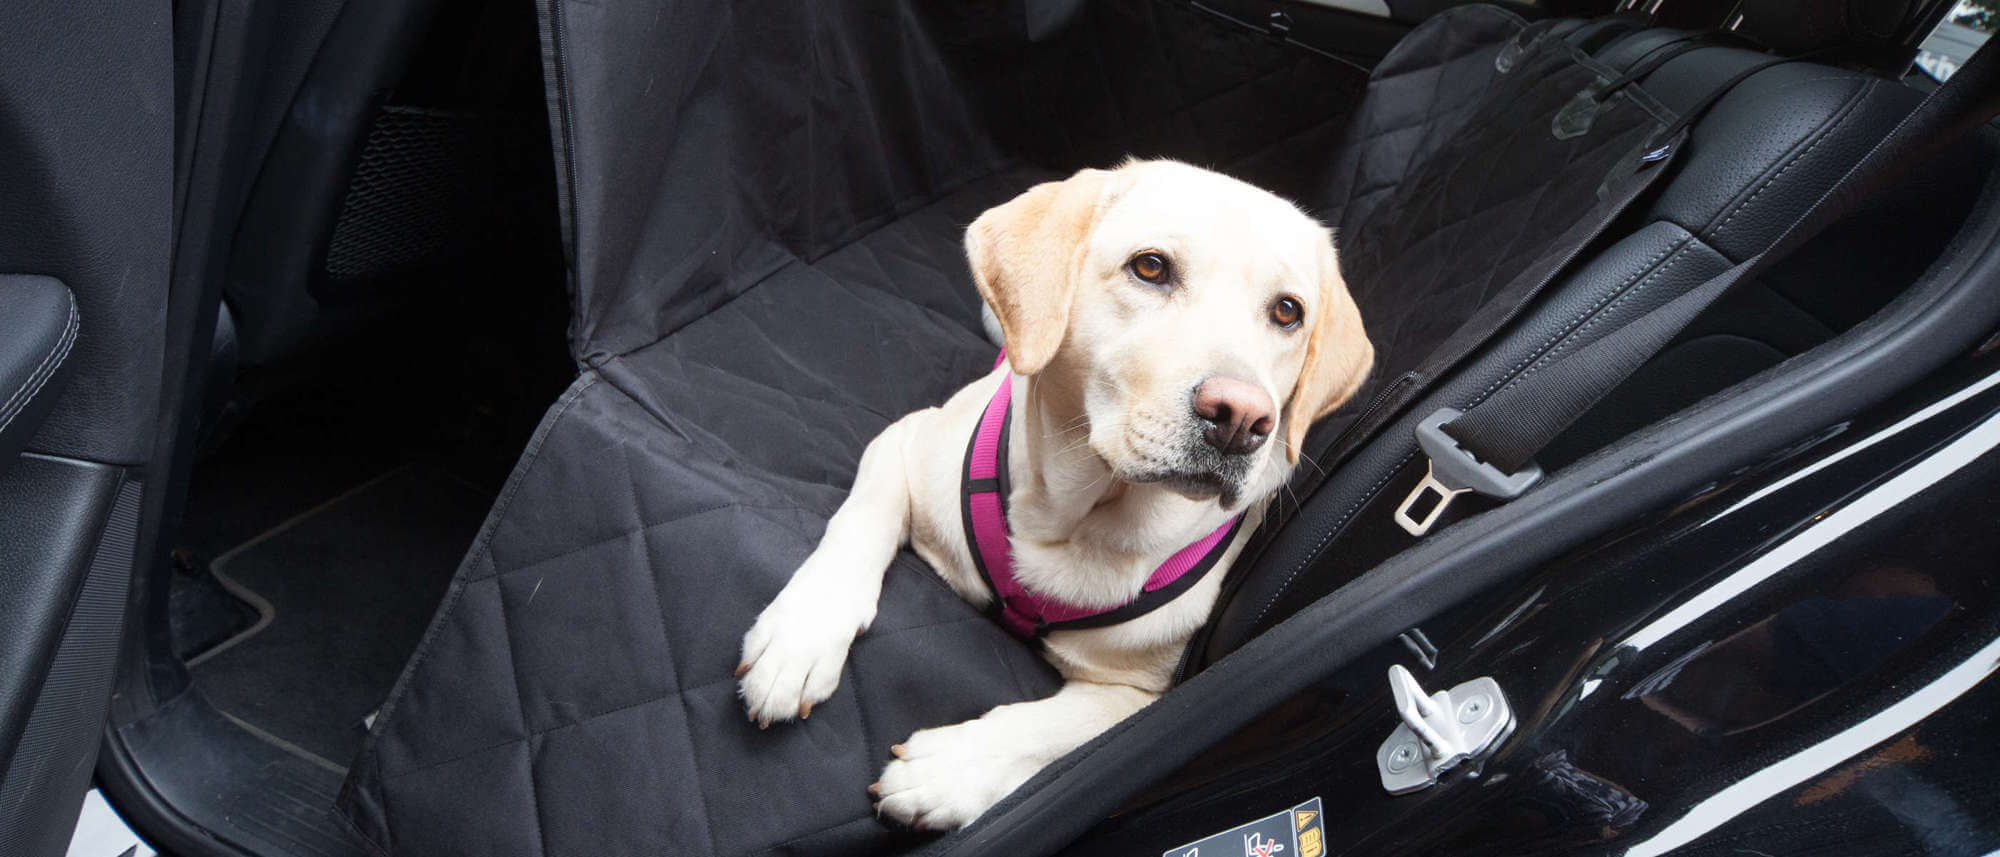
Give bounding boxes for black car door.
[0,1,174,853]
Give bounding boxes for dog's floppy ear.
[966,168,1112,376]
[1283,238,1373,465]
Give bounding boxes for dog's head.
[968,160,1373,509]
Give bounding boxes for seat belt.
[1284,29,1740,509]
[1394,37,2000,536]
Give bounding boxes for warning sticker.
[1161,797,1325,857]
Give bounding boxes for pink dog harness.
[962,354,1243,638]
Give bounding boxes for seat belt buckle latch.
[1393,408,1544,537]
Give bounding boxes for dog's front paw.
[737,583,870,728]
[871,720,1042,830]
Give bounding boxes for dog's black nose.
[1193,376,1274,455]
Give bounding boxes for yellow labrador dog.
[738,159,1372,829]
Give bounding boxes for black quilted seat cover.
[340,169,1063,857]
[339,3,1673,854]
[1292,7,1669,469]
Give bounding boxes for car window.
[1917,0,1995,81]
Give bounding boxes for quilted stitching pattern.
[342,6,1675,856]
[1316,5,1528,233]
[1293,9,1663,464]
[1277,6,1538,463]
[341,169,1066,857]
[1334,62,1657,389]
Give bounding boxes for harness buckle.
[1393,408,1544,537]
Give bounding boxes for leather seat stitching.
[1493,239,1701,397]
[1710,78,1878,240]
[0,295,79,435]
[1470,237,1685,400]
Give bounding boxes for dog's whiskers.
[1275,438,1327,479]
[1054,436,1097,457]
[1041,413,1091,442]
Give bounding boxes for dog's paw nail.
[867,782,882,797]
[757,716,771,730]
[890,744,906,758]
[734,662,750,677]
[799,701,813,719]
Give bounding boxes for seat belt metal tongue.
[1393,408,1544,537]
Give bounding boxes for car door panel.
[0,0,173,852]
[0,462,135,854]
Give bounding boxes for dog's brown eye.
[1271,296,1304,329]
[1128,252,1170,285]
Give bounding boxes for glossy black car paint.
[1062,340,2000,857]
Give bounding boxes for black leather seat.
[0,276,79,469]
[1192,1,1992,667]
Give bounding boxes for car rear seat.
[340,2,1991,854]
[1190,1,1993,668]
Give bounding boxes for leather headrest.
[1733,0,1942,67]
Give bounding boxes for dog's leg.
[873,681,1155,829]
[739,420,913,727]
